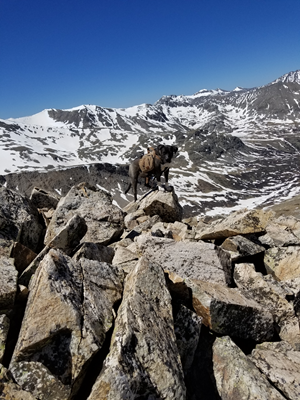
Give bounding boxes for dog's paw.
[156,184,165,191]
[164,185,174,192]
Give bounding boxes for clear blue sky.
[1,0,300,119]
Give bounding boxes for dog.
[124,144,178,201]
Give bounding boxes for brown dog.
[124,144,178,201]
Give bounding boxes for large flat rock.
[195,209,273,240]
[136,235,232,285]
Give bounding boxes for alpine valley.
[1,70,300,217]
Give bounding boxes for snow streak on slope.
[0,121,147,174]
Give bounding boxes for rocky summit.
[0,182,300,400]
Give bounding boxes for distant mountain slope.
[1,69,300,216]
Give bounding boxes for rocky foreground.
[0,183,300,400]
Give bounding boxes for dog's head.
[155,144,178,164]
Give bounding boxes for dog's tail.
[124,182,131,195]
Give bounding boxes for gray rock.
[11,249,124,398]
[47,213,87,254]
[112,246,139,274]
[270,215,300,240]
[0,239,13,258]
[195,209,273,240]
[259,222,300,247]
[109,238,133,250]
[264,274,295,298]
[0,187,44,252]
[30,187,59,210]
[10,361,70,400]
[135,235,232,285]
[11,242,37,274]
[78,257,124,357]
[72,242,115,264]
[174,305,202,375]
[234,263,294,322]
[18,246,49,287]
[182,216,200,227]
[151,221,189,241]
[131,214,162,233]
[264,246,300,280]
[0,256,18,314]
[221,235,265,261]
[121,215,163,241]
[124,209,145,228]
[44,182,124,246]
[150,221,174,236]
[40,208,55,227]
[250,341,300,400]
[0,381,37,399]
[122,200,139,215]
[0,315,10,363]
[213,336,285,400]
[136,189,183,223]
[87,257,186,400]
[188,279,274,342]
[0,363,8,383]
[18,214,88,287]
[283,277,300,300]
[234,263,300,348]
[166,271,193,310]
[279,318,300,351]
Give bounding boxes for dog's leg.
[145,175,150,187]
[139,171,151,187]
[132,178,138,202]
[125,159,141,201]
[162,167,173,192]
[124,182,131,195]
[163,166,170,183]
[148,176,157,189]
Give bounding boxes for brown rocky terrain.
[0,182,300,399]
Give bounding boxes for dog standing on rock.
[124,144,178,202]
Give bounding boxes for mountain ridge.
[1,69,300,217]
[8,69,300,127]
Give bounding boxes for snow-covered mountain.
[1,69,300,216]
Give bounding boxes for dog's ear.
[172,146,178,154]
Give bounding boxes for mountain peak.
[233,87,244,92]
[271,69,300,85]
